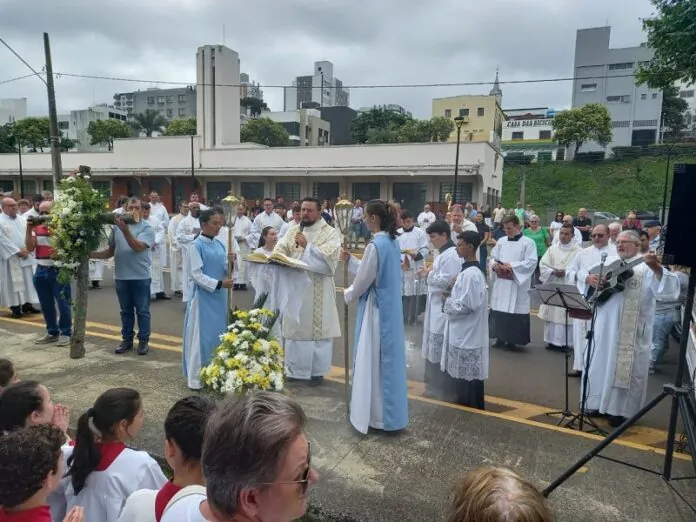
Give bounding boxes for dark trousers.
[424,360,446,396]
[479,245,488,273]
[115,279,151,342]
[33,265,72,336]
[403,295,419,324]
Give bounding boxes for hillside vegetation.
[501,155,696,217]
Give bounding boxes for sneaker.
[56,335,70,347]
[35,334,59,345]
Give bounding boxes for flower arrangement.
[200,294,285,395]
[48,169,108,284]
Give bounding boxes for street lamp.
[453,116,465,204]
[17,138,24,198]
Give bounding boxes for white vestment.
[89,225,111,282]
[279,219,301,239]
[417,211,436,229]
[421,245,462,364]
[442,265,490,380]
[147,216,165,296]
[120,485,207,522]
[247,211,285,249]
[216,225,239,281]
[233,214,252,285]
[489,236,537,314]
[168,214,185,292]
[55,446,167,522]
[552,226,583,246]
[0,213,38,307]
[451,219,480,261]
[397,226,430,296]
[274,219,341,379]
[537,242,581,347]
[160,493,207,522]
[175,214,201,302]
[150,202,170,267]
[582,257,679,417]
[565,243,618,371]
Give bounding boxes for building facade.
[113,86,197,121]
[501,107,564,161]
[263,109,330,147]
[283,61,350,110]
[240,72,263,100]
[358,104,412,118]
[197,45,240,148]
[318,106,358,145]
[0,98,27,125]
[677,81,696,136]
[572,26,663,156]
[57,104,129,152]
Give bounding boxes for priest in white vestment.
[168,201,189,297]
[489,215,537,348]
[581,230,679,427]
[89,225,110,290]
[233,204,252,290]
[274,198,341,384]
[442,230,489,409]
[537,224,581,350]
[0,198,39,317]
[417,204,436,230]
[419,219,461,399]
[565,224,617,376]
[143,203,168,300]
[149,191,170,267]
[247,198,285,249]
[175,203,202,303]
[397,211,430,325]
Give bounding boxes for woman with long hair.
[255,226,278,254]
[341,200,408,434]
[249,226,282,337]
[64,388,166,522]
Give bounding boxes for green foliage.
[13,117,51,152]
[241,97,268,117]
[351,108,455,144]
[240,118,289,147]
[0,123,17,153]
[164,118,197,136]
[552,104,612,156]
[637,0,696,89]
[429,116,455,142]
[661,84,689,138]
[350,108,410,144]
[501,154,696,218]
[87,119,132,150]
[132,109,168,137]
[60,137,76,152]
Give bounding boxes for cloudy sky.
[0,0,656,119]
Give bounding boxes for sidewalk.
[2,325,695,522]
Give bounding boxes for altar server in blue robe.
[343,199,408,434]
[182,210,235,390]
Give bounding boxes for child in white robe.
[61,388,167,522]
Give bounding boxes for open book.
[245,252,310,271]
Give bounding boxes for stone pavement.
[2,326,695,522]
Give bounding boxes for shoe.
[115,340,134,354]
[22,305,40,314]
[174,291,183,297]
[10,310,23,319]
[157,293,172,300]
[91,281,101,289]
[309,376,324,387]
[233,284,240,290]
[608,415,626,428]
[137,341,150,356]
[505,343,517,349]
[56,335,70,347]
[35,334,59,345]
[493,340,505,348]
[240,284,248,291]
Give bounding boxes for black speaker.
[663,163,696,267]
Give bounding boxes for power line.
[0,73,44,86]
[0,37,47,86]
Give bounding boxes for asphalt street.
[64,261,682,433]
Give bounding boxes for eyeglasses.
[258,441,312,495]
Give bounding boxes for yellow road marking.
[83,320,183,344]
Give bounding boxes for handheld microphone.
[601,252,608,262]
[296,224,305,248]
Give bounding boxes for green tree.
[552,104,612,157]
[60,137,76,152]
[241,97,268,117]
[637,0,696,89]
[350,108,411,144]
[164,118,197,136]
[87,119,132,151]
[240,118,289,147]
[0,123,17,153]
[429,116,455,142]
[397,119,432,143]
[13,117,51,152]
[132,109,168,137]
[660,84,689,138]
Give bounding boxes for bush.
[574,151,606,163]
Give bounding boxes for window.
[641,94,647,100]
[313,182,340,201]
[680,90,695,98]
[275,182,301,201]
[439,182,472,204]
[652,93,658,99]
[240,181,264,201]
[166,109,174,118]
[612,120,630,128]
[477,107,485,117]
[607,95,631,103]
[608,62,634,70]
[580,83,597,92]
[21,180,36,195]
[459,108,469,117]
[633,119,658,128]
[147,96,155,105]
[511,131,524,140]
[178,94,187,103]
[539,130,552,140]
[157,96,165,104]
[352,182,381,202]
[178,108,187,117]
[0,180,14,193]
[556,148,566,161]
[444,109,451,118]
[206,182,232,206]
[92,181,111,196]
[42,180,53,192]
[537,151,553,162]
[58,121,69,130]
[166,96,174,104]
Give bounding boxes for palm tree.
[132,110,168,137]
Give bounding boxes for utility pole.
[44,33,63,195]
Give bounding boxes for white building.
[57,104,128,152]
[284,61,350,110]
[359,104,412,118]
[0,98,27,125]
[501,107,564,161]
[677,81,696,136]
[263,109,330,146]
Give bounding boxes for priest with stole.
[273,197,341,384]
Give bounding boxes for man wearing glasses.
[161,392,316,522]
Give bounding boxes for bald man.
[0,197,39,318]
[552,215,582,247]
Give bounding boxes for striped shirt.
[34,224,54,266]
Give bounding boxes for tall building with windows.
[240,73,263,100]
[113,86,197,121]
[571,26,663,156]
[57,104,129,152]
[501,107,564,161]
[283,61,350,110]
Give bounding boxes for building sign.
[506,118,554,128]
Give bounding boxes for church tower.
[489,67,503,105]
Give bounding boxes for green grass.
[500,155,696,218]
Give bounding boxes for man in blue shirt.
[90,197,156,355]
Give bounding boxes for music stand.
[533,283,591,427]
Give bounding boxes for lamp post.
[17,138,24,198]
[453,116,465,204]
[660,142,676,225]
[221,192,241,324]
[190,134,196,192]
[333,197,354,412]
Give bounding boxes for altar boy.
[398,210,429,325]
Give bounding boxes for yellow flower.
[223,332,237,344]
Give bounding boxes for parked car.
[590,211,620,225]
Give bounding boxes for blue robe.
[182,235,228,389]
[347,232,409,433]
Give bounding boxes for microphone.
[296,224,305,248]
[601,252,607,262]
